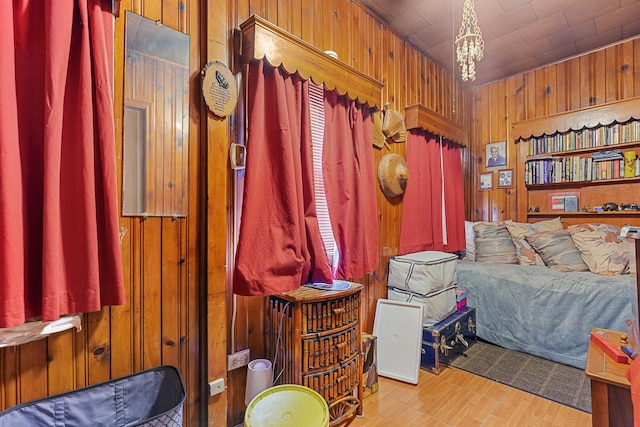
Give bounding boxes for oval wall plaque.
[201,61,238,117]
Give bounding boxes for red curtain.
[322,91,379,279]
[0,0,125,328]
[233,61,332,295]
[399,129,465,255]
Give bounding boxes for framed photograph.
[479,172,493,191]
[548,191,580,212]
[485,141,507,168]
[497,168,514,188]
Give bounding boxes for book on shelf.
[592,149,623,162]
[564,196,579,212]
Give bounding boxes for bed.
[456,260,634,369]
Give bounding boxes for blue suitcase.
[421,306,476,374]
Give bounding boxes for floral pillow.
[505,217,563,266]
[524,230,589,272]
[567,223,630,275]
[473,222,517,264]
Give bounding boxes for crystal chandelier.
[455,0,484,81]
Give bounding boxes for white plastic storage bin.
[388,251,457,294]
[387,286,456,327]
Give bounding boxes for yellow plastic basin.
[244,384,329,427]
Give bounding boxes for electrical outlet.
[227,348,250,371]
[209,378,225,396]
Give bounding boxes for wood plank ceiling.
[358,0,640,85]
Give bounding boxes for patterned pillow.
[473,222,517,264]
[505,217,563,266]
[463,221,478,261]
[567,223,630,275]
[524,230,589,272]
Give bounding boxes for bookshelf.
[512,97,640,226]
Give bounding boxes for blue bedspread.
[457,260,635,369]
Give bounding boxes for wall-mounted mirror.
[123,11,189,217]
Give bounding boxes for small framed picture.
[548,191,580,212]
[479,172,493,191]
[485,141,507,168]
[497,168,514,188]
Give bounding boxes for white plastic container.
[387,251,457,294]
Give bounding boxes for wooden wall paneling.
[490,82,508,220]
[473,85,489,221]
[555,61,568,113]
[434,61,442,114]
[382,26,394,105]
[367,13,382,82]
[636,38,640,98]
[19,341,48,402]
[163,66,176,215]
[46,331,75,396]
[534,67,553,116]
[594,49,606,106]
[418,56,426,109]
[620,41,634,99]
[184,2,202,424]
[547,65,559,116]
[162,1,180,31]
[112,3,135,382]
[565,57,581,112]
[393,37,404,110]
[1,348,18,409]
[406,47,419,107]
[86,311,112,386]
[141,0,162,20]
[110,285,133,380]
[141,219,162,370]
[292,0,304,37]
[179,67,190,215]
[334,0,350,62]
[297,0,313,41]
[605,46,620,102]
[309,0,324,49]
[350,3,365,73]
[130,219,143,374]
[160,217,182,369]
[266,0,278,24]
[206,0,230,425]
[523,70,536,120]
[154,61,168,214]
[321,0,335,53]
[579,54,592,108]
[443,63,451,119]
[508,75,526,222]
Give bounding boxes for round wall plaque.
[201,61,238,117]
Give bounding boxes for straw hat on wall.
[377,154,409,198]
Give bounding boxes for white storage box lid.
[392,251,458,265]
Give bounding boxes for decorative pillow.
[505,217,563,266]
[567,223,630,275]
[473,222,517,264]
[524,230,589,272]
[463,221,478,261]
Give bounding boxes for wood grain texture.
[14,1,640,426]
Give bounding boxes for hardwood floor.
[349,366,592,426]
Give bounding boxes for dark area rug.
[450,340,591,413]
